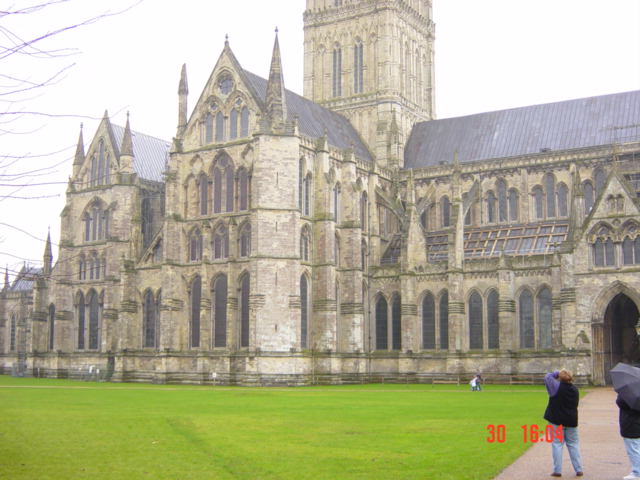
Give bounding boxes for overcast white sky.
[1,0,639,282]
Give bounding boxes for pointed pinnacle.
[73,123,85,165]
[178,63,188,95]
[121,111,134,157]
[265,30,287,127]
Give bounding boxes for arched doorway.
[602,293,640,384]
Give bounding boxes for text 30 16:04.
[486,425,564,443]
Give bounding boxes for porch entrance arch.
[592,286,640,385]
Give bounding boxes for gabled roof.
[243,71,373,162]
[111,125,170,182]
[9,266,41,292]
[405,90,640,169]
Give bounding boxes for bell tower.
[303,0,435,168]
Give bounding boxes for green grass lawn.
[0,376,551,480]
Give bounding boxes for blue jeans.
[624,437,640,476]
[550,423,583,474]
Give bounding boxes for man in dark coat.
[617,393,640,480]
[544,369,584,477]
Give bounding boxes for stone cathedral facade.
[2,0,640,385]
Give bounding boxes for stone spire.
[72,123,85,178]
[3,265,8,291]
[176,63,189,138]
[265,28,287,131]
[119,112,135,175]
[43,229,52,276]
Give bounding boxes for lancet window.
[332,46,342,97]
[239,223,251,258]
[212,154,234,213]
[213,223,229,260]
[189,228,203,262]
[353,41,364,94]
[83,201,109,242]
[190,276,201,348]
[212,275,227,348]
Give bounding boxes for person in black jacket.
[544,369,584,477]
[617,394,640,480]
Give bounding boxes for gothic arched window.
[594,167,606,198]
[189,229,202,262]
[213,275,227,348]
[441,195,450,227]
[76,292,85,350]
[90,153,98,187]
[199,174,209,216]
[97,141,105,185]
[212,154,234,213]
[87,289,100,350]
[215,112,225,142]
[392,294,402,350]
[497,180,508,222]
[83,201,109,242]
[487,290,499,349]
[300,275,309,349]
[239,223,251,258]
[332,46,342,97]
[229,108,238,140]
[538,287,553,349]
[519,290,534,348]
[304,173,312,216]
[439,290,449,350]
[422,292,435,349]
[141,196,153,248]
[9,314,16,352]
[508,188,519,222]
[533,186,544,219]
[469,291,483,349]
[375,295,388,350]
[238,168,249,211]
[593,238,605,266]
[605,238,615,266]
[79,256,86,281]
[48,304,55,351]
[301,227,310,262]
[353,41,364,94]
[557,183,568,217]
[240,107,249,137]
[213,224,229,260]
[205,113,213,143]
[333,183,341,223]
[583,181,594,214]
[143,290,157,348]
[623,236,634,264]
[360,191,368,230]
[487,191,496,223]
[190,276,201,348]
[298,159,304,211]
[545,173,556,218]
[240,273,250,347]
[462,193,472,226]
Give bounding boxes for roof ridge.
[428,89,640,124]
[111,123,171,145]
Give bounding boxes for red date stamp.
[486,424,564,443]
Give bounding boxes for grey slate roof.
[405,90,640,169]
[243,71,373,162]
[9,266,41,292]
[111,125,170,182]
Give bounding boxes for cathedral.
[2,0,640,386]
